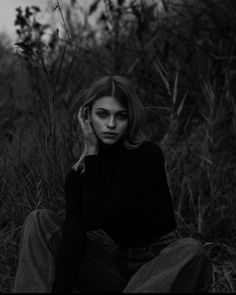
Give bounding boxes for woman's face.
[89,96,128,145]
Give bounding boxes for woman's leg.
[123,238,213,293]
[12,209,64,293]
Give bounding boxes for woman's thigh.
[123,237,212,293]
[13,209,64,293]
[26,208,64,255]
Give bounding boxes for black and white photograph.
[0,0,236,293]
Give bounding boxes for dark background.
[0,0,236,292]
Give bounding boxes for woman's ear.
[82,106,91,120]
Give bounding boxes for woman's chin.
[102,138,117,145]
[99,136,119,145]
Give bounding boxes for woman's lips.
[103,132,117,138]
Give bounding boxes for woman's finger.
[78,106,82,120]
[79,106,89,121]
[78,107,85,131]
[78,107,85,124]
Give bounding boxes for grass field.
[1,0,236,292]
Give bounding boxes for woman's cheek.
[93,116,102,126]
[91,118,102,135]
[120,121,128,135]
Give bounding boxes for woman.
[13,76,212,293]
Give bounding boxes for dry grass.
[1,64,236,293]
[1,0,236,292]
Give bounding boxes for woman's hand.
[78,106,99,155]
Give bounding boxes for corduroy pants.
[12,209,213,293]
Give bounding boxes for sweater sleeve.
[52,170,86,293]
[82,155,102,227]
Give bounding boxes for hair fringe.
[111,80,115,98]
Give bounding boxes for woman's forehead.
[93,96,127,111]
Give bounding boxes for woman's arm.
[52,170,86,293]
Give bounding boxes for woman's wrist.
[86,145,99,156]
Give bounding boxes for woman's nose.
[107,116,116,128]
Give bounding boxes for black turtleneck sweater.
[52,140,176,292]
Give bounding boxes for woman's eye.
[97,112,107,118]
[117,114,127,120]
[97,112,127,120]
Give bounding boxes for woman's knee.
[176,237,205,256]
[23,209,63,234]
[183,237,203,248]
[160,237,205,257]
[25,209,54,225]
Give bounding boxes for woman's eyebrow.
[96,108,127,113]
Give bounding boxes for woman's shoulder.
[131,141,164,159]
[117,141,165,175]
[123,141,164,168]
[139,140,163,152]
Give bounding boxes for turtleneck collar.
[99,139,126,158]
